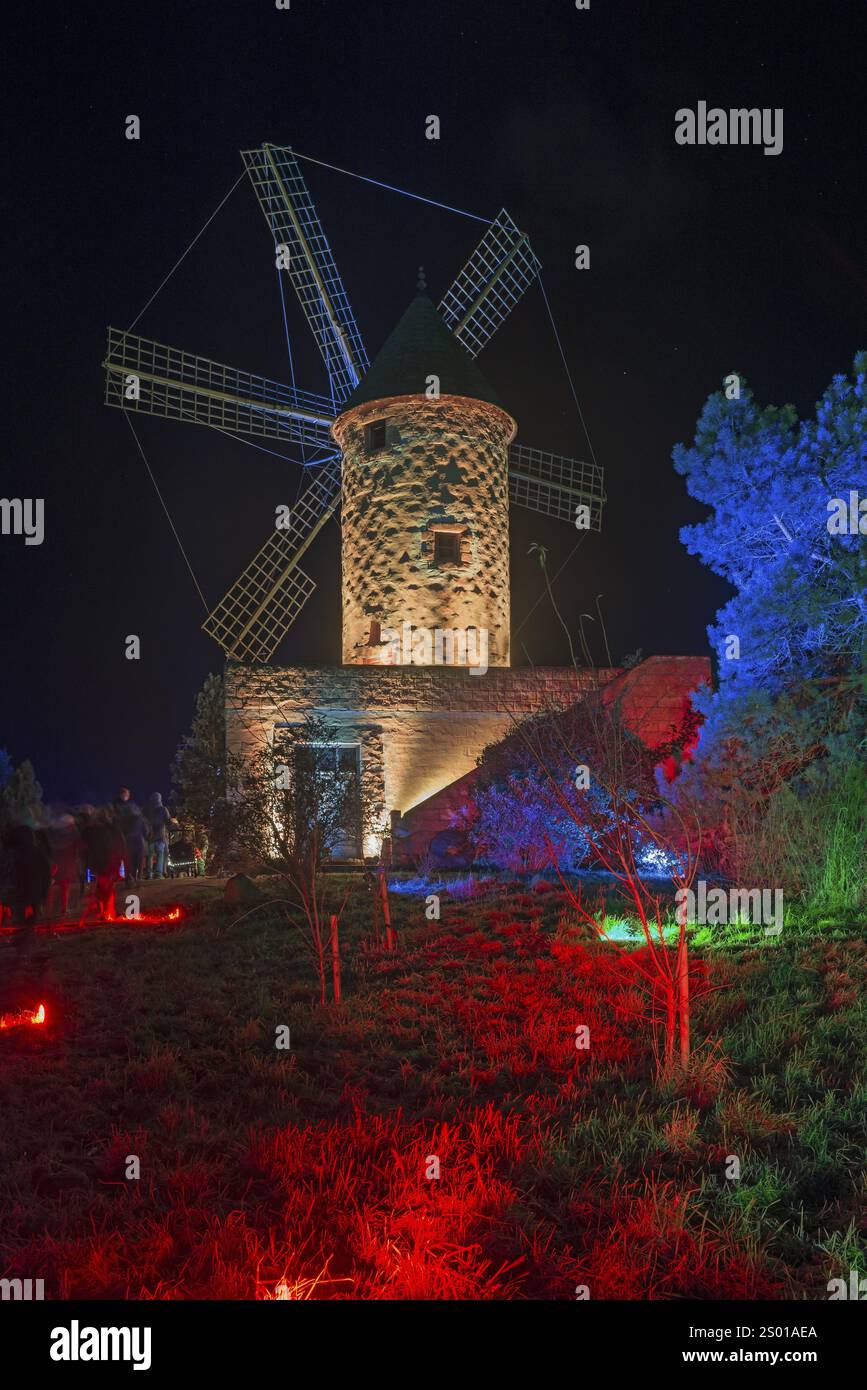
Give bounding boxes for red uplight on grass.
[104,907,185,926]
[0,1002,47,1030]
[131,906,184,925]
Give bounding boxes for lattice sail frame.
[438,209,542,358]
[242,145,369,404]
[202,458,342,662]
[105,145,604,662]
[104,329,336,449]
[508,444,606,531]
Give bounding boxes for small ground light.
[257,1265,349,1300]
[0,1002,47,1029]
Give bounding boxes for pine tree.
[171,674,231,868]
[672,356,867,902]
[0,756,45,830]
[674,355,866,704]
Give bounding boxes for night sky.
[2,0,864,806]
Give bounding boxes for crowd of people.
[0,789,201,927]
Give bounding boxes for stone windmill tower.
[335,275,515,669]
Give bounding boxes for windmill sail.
[439,209,541,359]
[508,444,605,531]
[242,145,369,404]
[103,144,602,672]
[202,458,341,662]
[104,329,336,449]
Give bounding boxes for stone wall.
[395,654,712,856]
[225,663,613,840]
[224,655,711,858]
[333,393,515,667]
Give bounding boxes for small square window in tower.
[433,529,463,567]
[364,419,388,454]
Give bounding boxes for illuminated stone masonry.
[334,393,514,668]
[224,656,710,857]
[226,664,604,840]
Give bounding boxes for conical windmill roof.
[342,290,502,411]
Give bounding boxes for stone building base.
[224,656,710,861]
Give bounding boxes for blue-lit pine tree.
[672,354,867,904]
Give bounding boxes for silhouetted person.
[75,806,94,898]
[1,824,51,926]
[47,811,82,916]
[145,793,175,880]
[81,811,124,920]
[111,789,147,886]
[112,788,136,837]
[122,804,148,886]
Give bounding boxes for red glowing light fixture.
[1,907,185,934]
[131,906,184,925]
[105,907,185,926]
[256,1262,349,1301]
[0,1002,47,1030]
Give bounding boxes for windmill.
[103,144,605,663]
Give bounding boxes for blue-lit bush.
[466,695,686,875]
[469,770,611,872]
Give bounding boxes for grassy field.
[0,874,864,1300]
